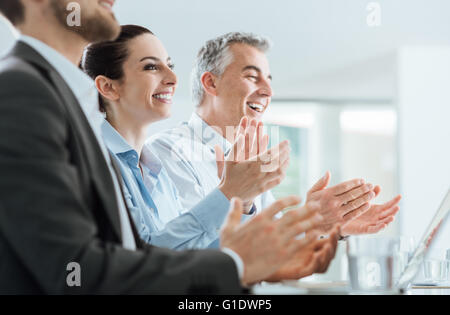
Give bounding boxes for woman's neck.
[107,115,148,157]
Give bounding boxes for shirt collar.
[19,35,95,102]
[102,120,162,177]
[188,113,233,155]
[141,145,162,177]
[102,120,133,155]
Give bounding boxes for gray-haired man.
[148,32,401,239]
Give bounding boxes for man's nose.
[259,78,273,97]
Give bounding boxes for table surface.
[252,281,450,295]
[409,287,450,295]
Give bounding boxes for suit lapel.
[109,154,144,249]
[48,70,124,243]
[10,42,124,243]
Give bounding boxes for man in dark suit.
[0,0,337,294]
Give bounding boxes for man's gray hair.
[191,32,271,106]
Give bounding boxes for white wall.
[114,0,450,101]
[341,130,398,235]
[397,47,450,259]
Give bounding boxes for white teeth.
[153,94,172,100]
[100,2,112,9]
[247,103,264,112]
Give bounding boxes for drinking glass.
[423,259,449,284]
[347,235,399,292]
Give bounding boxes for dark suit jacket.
[0,41,242,294]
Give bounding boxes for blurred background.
[1,0,449,282]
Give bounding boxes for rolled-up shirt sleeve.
[149,188,230,250]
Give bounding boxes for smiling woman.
[81,25,216,249]
[82,25,156,113]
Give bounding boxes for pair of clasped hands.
[215,117,401,287]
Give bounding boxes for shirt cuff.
[221,247,244,280]
[246,203,257,216]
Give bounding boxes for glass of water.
[393,236,416,283]
[423,260,450,284]
[347,235,399,292]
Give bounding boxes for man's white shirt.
[147,112,276,218]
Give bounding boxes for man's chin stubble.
[78,12,120,43]
[51,1,120,43]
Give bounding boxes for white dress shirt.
[147,112,279,280]
[147,112,276,214]
[19,35,136,250]
[102,120,234,250]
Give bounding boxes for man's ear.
[95,75,120,102]
[200,72,219,97]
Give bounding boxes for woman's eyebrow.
[140,56,173,63]
[139,56,159,62]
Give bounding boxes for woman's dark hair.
[0,0,25,25]
[81,24,153,112]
